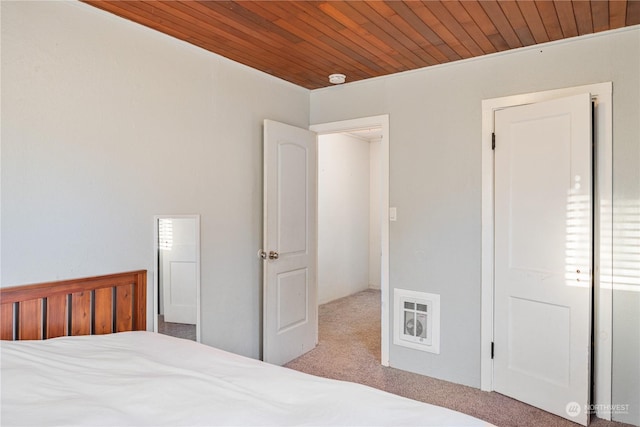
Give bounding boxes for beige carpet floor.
[285,289,633,427]
[157,315,196,341]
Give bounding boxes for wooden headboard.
[0,270,146,340]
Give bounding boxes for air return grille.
[394,289,440,354]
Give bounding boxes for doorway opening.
[311,115,390,366]
[317,128,382,303]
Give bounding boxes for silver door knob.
[268,251,279,260]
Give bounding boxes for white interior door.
[494,93,592,425]
[263,119,317,366]
[161,217,198,324]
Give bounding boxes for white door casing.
[493,94,592,425]
[263,119,318,366]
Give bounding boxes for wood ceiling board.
[81,1,638,90]
[281,3,390,79]
[237,2,372,85]
[405,1,472,59]
[591,1,610,32]
[572,0,595,35]
[330,1,427,69]
[88,1,314,86]
[479,1,524,49]
[366,1,446,64]
[460,1,510,51]
[155,1,322,84]
[627,0,640,25]
[317,2,408,71]
[443,1,498,54]
[350,1,438,67]
[423,1,486,57]
[518,1,551,44]
[535,1,565,41]
[554,1,580,37]
[498,1,537,46]
[609,1,628,28]
[201,1,303,44]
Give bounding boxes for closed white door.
[494,93,592,425]
[263,119,317,366]
[161,217,197,324]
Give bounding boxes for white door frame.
[310,115,390,366]
[480,83,613,419]
[153,214,201,343]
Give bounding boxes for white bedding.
[1,332,492,426]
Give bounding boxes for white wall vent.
[394,289,440,354]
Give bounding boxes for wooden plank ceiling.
[84,1,640,89]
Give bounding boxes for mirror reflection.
[156,215,200,342]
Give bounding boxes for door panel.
[507,114,569,273]
[277,268,309,332]
[263,120,317,366]
[169,262,197,307]
[494,93,592,425]
[278,143,308,255]
[508,297,571,386]
[161,217,197,324]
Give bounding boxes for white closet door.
[494,93,592,425]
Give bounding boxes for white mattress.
[1,331,492,426]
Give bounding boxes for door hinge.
[491,133,496,150]
[491,341,495,359]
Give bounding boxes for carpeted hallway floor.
[157,315,196,341]
[285,289,633,427]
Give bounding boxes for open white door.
[494,93,592,425]
[262,119,317,366]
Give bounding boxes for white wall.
[311,27,640,424]
[1,1,310,359]
[369,138,382,289]
[317,133,371,304]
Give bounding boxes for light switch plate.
[389,207,397,221]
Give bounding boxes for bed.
[1,271,493,426]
